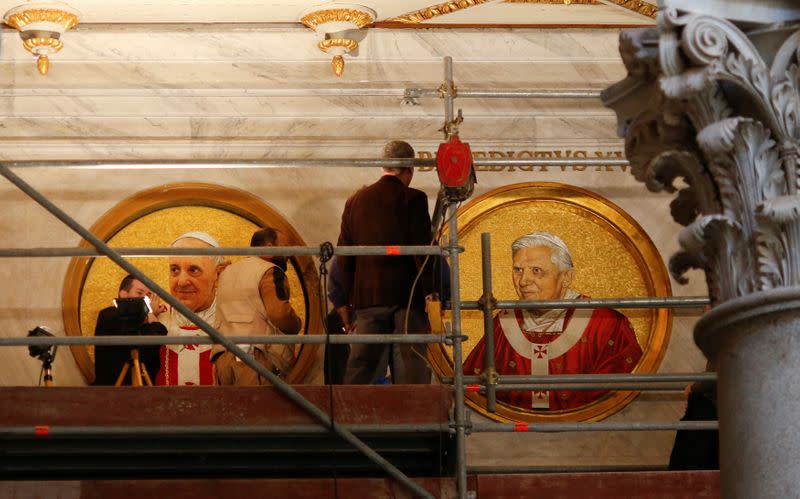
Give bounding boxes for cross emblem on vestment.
[534,345,548,358]
[534,391,548,400]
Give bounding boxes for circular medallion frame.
[62,182,321,385]
[428,182,672,422]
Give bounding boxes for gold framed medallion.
[62,182,321,384]
[429,182,672,422]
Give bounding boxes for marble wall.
[0,26,708,468]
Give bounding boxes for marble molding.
[0,28,627,159]
[602,1,800,497]
[0,28,626,63]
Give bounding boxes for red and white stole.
[499,290,592,408]
[156,301,216,386]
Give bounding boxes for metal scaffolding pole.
[5,86,603,100]
[471,421,718,432]
[1,423,452,437]
[1,420,717,436]
[0,158,629,170]
[443,56,455,131]
[404,88,603,100]
[0,245,444,258]
[456,90,602,99]
[479,233,498,412]
[1,334,448,347]
[441,55,469,499]
[486,383,691,391]
[2,158,432,169]
[460,296,710,310]
[0,164,435,499]
[455,373,718,384]
[448,205,469,499]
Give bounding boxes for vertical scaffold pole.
[443,56,455,136]
[480,233,497,412]
[449,206,469,498]
[442,54,468,498]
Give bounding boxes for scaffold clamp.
[477,292,497,311]
[485,367,499,386]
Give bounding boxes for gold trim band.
[504,0,596,3]
[603,0,656,18]
[386,0,491,24]
[388,0,656,23]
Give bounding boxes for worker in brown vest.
[212,228,302,385]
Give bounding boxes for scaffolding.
[0,57,716,499]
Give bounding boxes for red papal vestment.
[463,301,642,410]
[155,304,216,386]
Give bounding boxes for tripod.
[114,348,153,387]
[40,351,55,387]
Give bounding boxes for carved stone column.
[602,2,800,497]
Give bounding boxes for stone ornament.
[602,4,800,307]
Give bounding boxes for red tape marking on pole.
[514,422,528,432]
[34,425,50,436]
[386,246,401,256]
[466,384,481,392]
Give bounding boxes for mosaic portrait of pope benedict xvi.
[428,182,672,423]
[462,230,643,410]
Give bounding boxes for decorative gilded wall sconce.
[3,2,80,75]
[300,4,375,77]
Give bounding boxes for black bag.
[323,309,350,385]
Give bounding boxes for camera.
[27,326,55,361]
[113,297,151,330]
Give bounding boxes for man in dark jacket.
[337,140,436,384]
[94,275,167,385]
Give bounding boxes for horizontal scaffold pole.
[453,373,717,384]
[1,424,452,437]
[482,383,693,391]
[471,421,718,432]
[461,296,710,310]
[1,158,628,170]
[0,420,718,436]
[1,334,446,347]
[0,245,446,258]
[404,88,602,99]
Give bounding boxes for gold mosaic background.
[446,199,654,361]
[79,206,307,360]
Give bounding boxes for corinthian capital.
[602,1,800,305]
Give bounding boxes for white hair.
[171,231,224,266]
[511,232,573,271]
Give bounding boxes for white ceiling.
[0,0,656,26]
